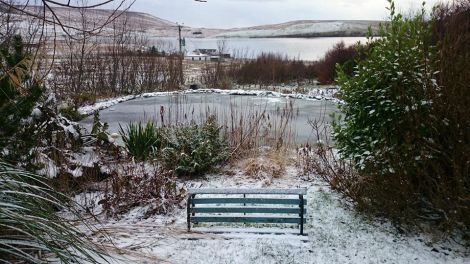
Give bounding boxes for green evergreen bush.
[332,1,454,224]
[334,1,437,174]
[160,116,228,177]
[59,105,83,121]
[0,35,43,163]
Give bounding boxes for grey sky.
[129,0,448,28]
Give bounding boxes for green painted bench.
[186,188,307,235]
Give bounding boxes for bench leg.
[187,195,191,232]
[300,194,304,236]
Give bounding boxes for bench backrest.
[187,188,307,235]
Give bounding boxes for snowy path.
[81,167,468,264]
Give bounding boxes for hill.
[10,6,382,39]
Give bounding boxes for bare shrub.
[312,41,358,84]
[200,53,315,88]
[52,49,183,105]
[101,164,184,218]
[200,61,235,89]
[297,118,358,197]
[429,0,470,230]
[239,149,288,183]
[233,53,313,86]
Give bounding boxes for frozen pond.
[82,94,338,144]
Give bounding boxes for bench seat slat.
[191,216,307,224]
[188,188,307,195]
[191,207,307,214]
[192,198,307,205]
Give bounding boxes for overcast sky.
[129,0,449,28]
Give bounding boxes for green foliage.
[330,0,470,231]
[59,105,83,121]
[0,35,43,162]
[0,161,106,263]
[119,121,161,161]
[160,116,228,177]
[119,117,228,176]
[91,112,110,143]
[73,92,96,108]
[333,1,437,174]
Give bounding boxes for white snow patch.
[31,107,42,119]
[36,153,59,178]
[73,165,468,264]
[78,88,341,116]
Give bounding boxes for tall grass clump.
[330,0,469,231]
[0,162,106,263]
[119,121,161,161]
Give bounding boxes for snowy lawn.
[76,166,468,264]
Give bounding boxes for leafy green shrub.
[0,161,106,263]
[160,116,228,177]
[0,35,42,163]
[334,1,437,173]
[59,105,83,121]
[119,121,161,161]
[331,1,460,225]
[73,92,96,107]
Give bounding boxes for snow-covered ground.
[77,87,340,116]
[74,164,469,264]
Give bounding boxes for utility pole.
[177,23,184,86]
[178,24,183,55]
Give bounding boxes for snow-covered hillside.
[10,7,382,39]
[215,20,382,38]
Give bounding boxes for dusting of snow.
[78,88,341,116]
[36,153,59,178]
[72,164,468,263]
[31,108,42,119]
[214,20,379,38]
[70,147,100,168]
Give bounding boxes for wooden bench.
[187,188,307,235]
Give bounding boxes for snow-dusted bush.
[331,1,467,228]
[0,36,88,178]
[334,1,438,175]
[59,105,84,121]
[160,115,228,177]
[101,165,184,218]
